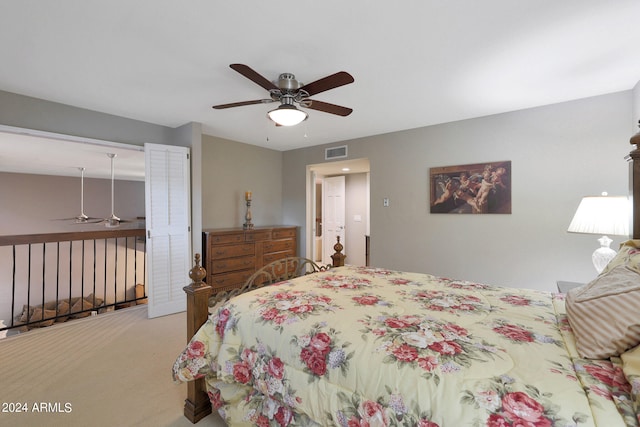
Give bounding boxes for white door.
[323,176,345,264]
[145,143,191,318]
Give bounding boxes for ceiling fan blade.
[300,71,354,96]
[305,99,353,117]
[230,64,278,91]
[212,99,274,109]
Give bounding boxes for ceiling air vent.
[325,145,348,160]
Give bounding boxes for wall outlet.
[383,197,390,207]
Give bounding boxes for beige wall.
[201,134,283,229]
[634,80,640,132]
[2,88,637,292]
[344,173,369,266]
[283,91,632,291]
[0,172,145,235]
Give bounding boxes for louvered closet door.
[145,143,192,318]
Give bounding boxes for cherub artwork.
[430,161,511,214]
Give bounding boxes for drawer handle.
[215,250,227,256]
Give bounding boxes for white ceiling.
[1,1,639,179]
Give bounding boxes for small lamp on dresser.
[567,192,630,273]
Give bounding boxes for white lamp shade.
[567,195,630,236]
[267,105,308,126]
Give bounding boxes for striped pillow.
[566,265,640,359]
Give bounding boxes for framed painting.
[430,161,511,214]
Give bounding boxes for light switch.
[354,214,362,222]
[383,198,390,207]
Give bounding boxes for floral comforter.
[173,266,639,426]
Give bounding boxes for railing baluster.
[27,244,32,324]
[40,243,46,323]
[125,237,129,301]
[103,238,108,308]
[11,245,17,328]
[0,229,146,333]
[55,242,60,320]
[92,239,97,308]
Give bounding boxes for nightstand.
[556,281,584,293]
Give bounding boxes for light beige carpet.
[0,305,226,427]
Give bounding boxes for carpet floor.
[0,305,225,427]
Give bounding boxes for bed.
[173,137,640,426]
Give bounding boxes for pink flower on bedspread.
[314,274,373,290]
[584,363,631,393]
[358,400,389,426]
[500,295,531,306]
[400,288,489,316]
[309,332,332,355]
[417,421,440,427]
[252,290,340,329]
[274,405,293,426]
[493,324,534,343]
[186,340,206,359]
[417,355,439,372]
[256,415,270,427]
[353,294,380,305]
[301,346,328,376]
[390,278,412,285]
[487,414,510,427]
[393,343,419,362]
[232,360,252,384]
[384,315,420,329]
[501,392,551,427]
[267,357,285,379]
[428,340,463,356]
[208,389,224,410]
[295,326,351,379]
[216,307,231,338]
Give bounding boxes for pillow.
[601,239,640,275]
[19,305,35,323]
[56,301,71,322]
[30,307,56,327]
[70,298,94,318]
[566,265,640,359]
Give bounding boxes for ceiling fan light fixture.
[267,104,308,127]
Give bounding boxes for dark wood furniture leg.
[183,254,213,423]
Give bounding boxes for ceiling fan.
[101,153,131,228]
[212,64,354,126]
[56,167,102,224]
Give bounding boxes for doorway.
[307,158,370,266]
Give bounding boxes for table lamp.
[567,192,630,273]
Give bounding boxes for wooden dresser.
[202,226,297,293]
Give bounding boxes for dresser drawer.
[207,270,253,290]
[210,256,256,274]
[263,250,294,264]
[209,233,244,245]
[209,243,255,260]
[263,239,295,254]
[245,231,271,242]
[272,228,296,239]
